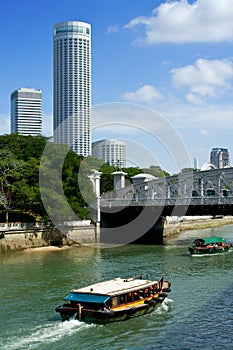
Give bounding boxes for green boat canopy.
[204,237,227,244]
[194,237,227,244]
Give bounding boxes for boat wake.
[1,319,93,350]
[154,297,174,315]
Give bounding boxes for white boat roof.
[72,277,159,297]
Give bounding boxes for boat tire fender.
[158,292,168,298]
[162,288,171,293]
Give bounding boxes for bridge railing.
[100,196,233,207]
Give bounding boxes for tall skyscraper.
[92,139,126,168]
[11,88,42,136]
[53,21,91,156]
[210,148,230,168]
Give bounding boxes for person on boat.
[127,293,132,302]
[149,286,154,295]
[207,244,214,249]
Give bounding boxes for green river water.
[1,224,233,349]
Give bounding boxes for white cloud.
[122,84,164,104]
[190,85,216,98]
[186,92,205,104]
[124,0,233,44]
[172,59,233,87]
[171,58,233,103]
[107,25,120,34]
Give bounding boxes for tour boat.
[188,236,232,256]
[55,275,171,324]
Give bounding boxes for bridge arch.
[200,162,217,171]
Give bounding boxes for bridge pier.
[130,215,165,245]
[100,206,165,245]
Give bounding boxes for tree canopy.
[0,134,88,222]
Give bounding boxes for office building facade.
[210,148,230,168]
[92,139,126,168]
[53,21,91,156]
[11,88,42,136]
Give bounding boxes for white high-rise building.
[92,139,126,168]
[53,21,91,156]
[11,88,42,136]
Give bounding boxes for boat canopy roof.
[64,292,110,304]
[71,277,158,297]
[194,237,227,244]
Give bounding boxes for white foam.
[1,319,94,350]
[154,297,174,314]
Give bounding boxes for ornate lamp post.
[88,170,102,243]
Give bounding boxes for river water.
[1,224,233,350]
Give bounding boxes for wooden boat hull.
[55,294,168,324]
[189,246,231,255]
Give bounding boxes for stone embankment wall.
[0,225,96,253]
[0,229,47,252]
[66,225,98,245]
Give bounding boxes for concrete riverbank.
[163,215,233,241]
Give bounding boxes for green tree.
[99,163,116,194]
[13,157,45,218]
[0,133,48,160]
[143,165,170,178]
[0,149,22,221]
[122,167,142,181]
[62,150,89,219]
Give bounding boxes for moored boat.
[188,236,232,256]
[55,275,171,324]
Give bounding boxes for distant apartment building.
[53,21,91,156]
[92,139,126,168]
[11,88,42,136]
[210,148,230,168]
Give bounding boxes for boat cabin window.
[127,293,132,303]
[139,290,144,299]
[141,285,158,298]
[149,286,154,295]
[111,287,159,306]
[144,288,150,297]
[120,294,126,305]
[111,296,120,307]
[139,289,150,298]
[112,294,129,306]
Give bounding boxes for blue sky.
[1,0,233,173]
